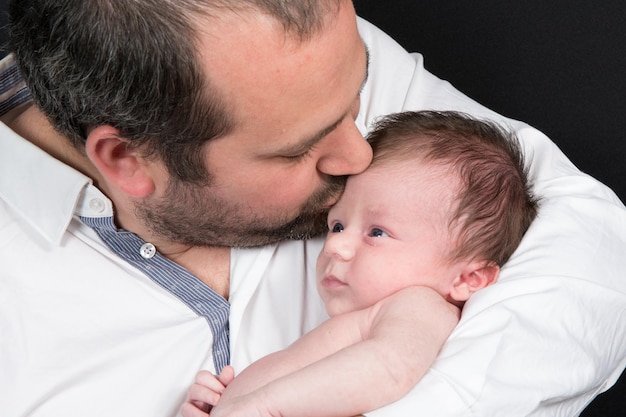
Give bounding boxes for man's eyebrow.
[281,118,344,156]
[279,44,370,156]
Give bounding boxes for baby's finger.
[187,382,222,406]
[194,370,227,393]
[217,365,235,386]
[180,401,210,417]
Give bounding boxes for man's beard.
[134,175,346,248]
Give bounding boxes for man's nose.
[316,121,372,177]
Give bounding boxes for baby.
[181,110,539,417]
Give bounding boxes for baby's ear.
[449,261,499,303]
[85,125,155,198]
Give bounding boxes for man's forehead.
[190,0,367,166]
[193,0,345,40]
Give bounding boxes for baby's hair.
[366,110,539,266]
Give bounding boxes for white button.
[139,243,157,259]
[88,198,106,213]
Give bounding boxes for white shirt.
[1,17,626,417]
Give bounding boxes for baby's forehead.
[369,155,457,183]
[365,158,461,210]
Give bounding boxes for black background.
[0,0,623,414]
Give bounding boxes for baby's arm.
[212,286,460,417]
[182,301,370,417]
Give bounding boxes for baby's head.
[316,111,539,316]
[366,110,539,268]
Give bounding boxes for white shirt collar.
[0,121,100,245]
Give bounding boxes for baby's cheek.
[315,252,327,273]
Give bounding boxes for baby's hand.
[179,366,235,417]
[208,391,270,417]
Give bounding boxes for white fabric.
[0,17,625,417]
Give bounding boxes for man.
[1,0,625,416]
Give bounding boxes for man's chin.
[286,214,328,240]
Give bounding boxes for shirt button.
[88,198,105,213]
[139,243,157,259]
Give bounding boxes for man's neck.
[166,245,231,299]
[9,105,102,181]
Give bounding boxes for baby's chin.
[324,301,359,317]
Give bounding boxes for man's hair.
[8,0,341,183]
[366,111,539,266]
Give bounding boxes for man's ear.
[449,261,500,303]
[84,125,155,198]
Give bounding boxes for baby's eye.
[331,222,344,233]
[368,227,388,238]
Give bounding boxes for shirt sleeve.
[357,16,626,417]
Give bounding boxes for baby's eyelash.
[368,227,389,238]
[330,222,344,233]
